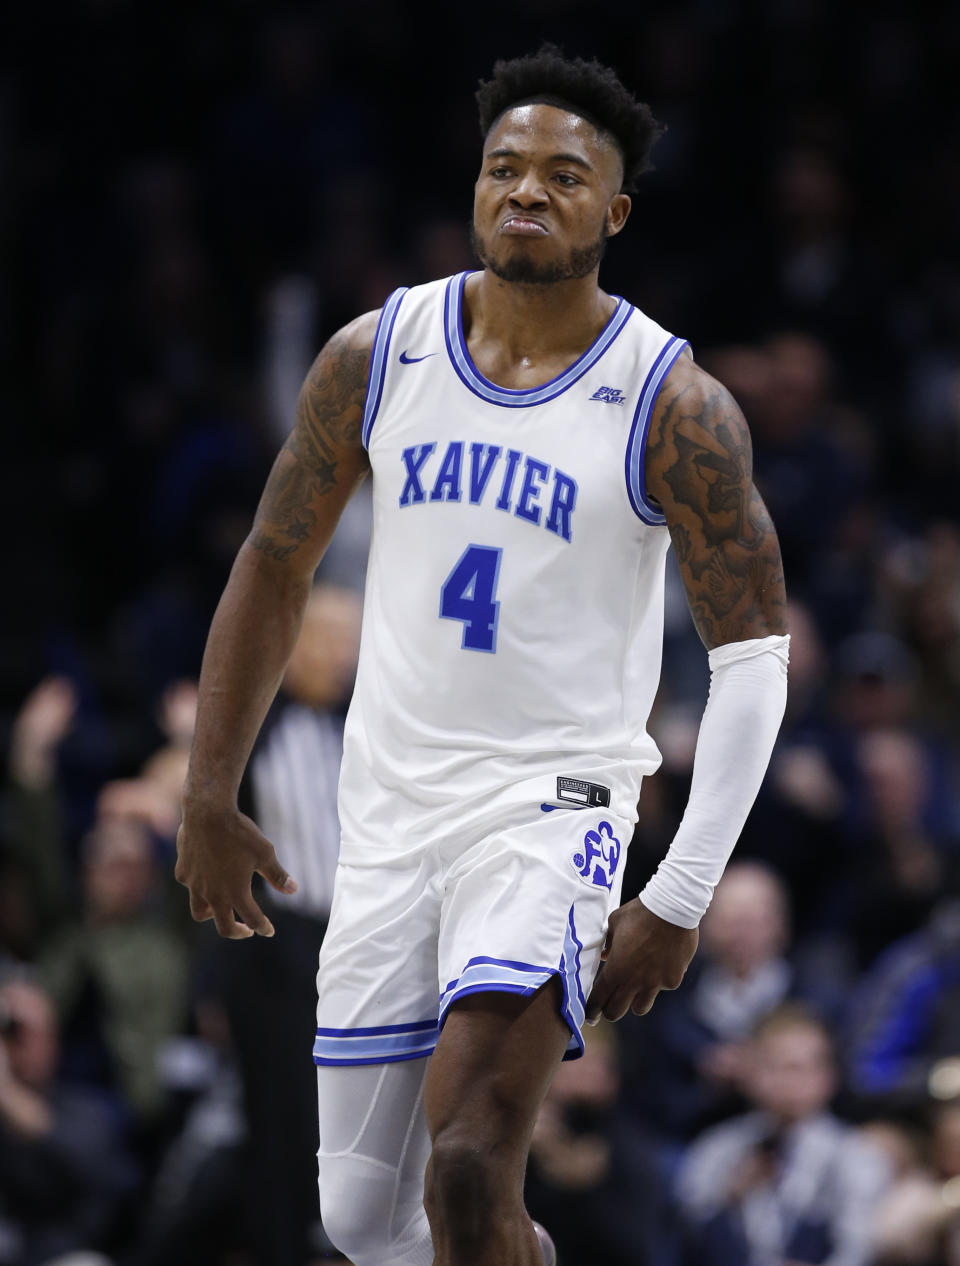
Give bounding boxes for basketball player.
[175,47,789,1266]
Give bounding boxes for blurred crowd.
[3,1,960,1263]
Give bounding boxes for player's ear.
[606,193,631,238]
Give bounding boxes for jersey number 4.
[439,544,502,653]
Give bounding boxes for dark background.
[4,0,959,735]
[2,3,960,1264]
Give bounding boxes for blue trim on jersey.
[312,1019,439,1066]
[624,335,691,525]
[361,287,409,449]
[444,272,633,409]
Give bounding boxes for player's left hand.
[585,898,698,1023]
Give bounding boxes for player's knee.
[424,1129,505,1240]
[318,1150,419,1265]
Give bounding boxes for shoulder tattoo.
[251,326,371,562]
[647,373,788,648]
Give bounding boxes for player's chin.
[486,245,570,286]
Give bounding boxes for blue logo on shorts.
[572,821,621,890]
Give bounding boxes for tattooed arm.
[249,313,375,567]
[644,351,787,647]
[586,354,789,1024]
[175,311,377,939]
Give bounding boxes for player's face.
[472,104,631,285]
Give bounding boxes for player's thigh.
[423,976,570,1149]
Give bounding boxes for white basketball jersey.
[337,271,689,861]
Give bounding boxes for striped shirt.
[250,702,343,919]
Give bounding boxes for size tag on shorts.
[556,777,611,808]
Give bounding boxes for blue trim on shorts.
[312,1019,439,1066]
[313,916,594,1067]
[440,957,556,1016]
[564,905,588,1020]
[314,1048,436,1067]
[440,936,588,1062]
[443,980,555,1010]
[441,955,554,994]
[315,1019,438,1038]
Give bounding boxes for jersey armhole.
[361,287,409,449]
[624,335,691,525]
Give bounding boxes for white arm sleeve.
[639,633,790,929]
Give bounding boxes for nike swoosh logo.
[399,350,437,364]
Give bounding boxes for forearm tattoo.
[648,376,788,648]
[251,329,370,562]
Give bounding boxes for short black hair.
[475,44,663,192]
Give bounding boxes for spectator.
[95,679,197,853]
[741,333,872,608]
[123,1000,247,1266]
[676,1004,890,1266]
[831,633,919,735]
[525,1020,680,1266]
[3,679,79,957]
[0,977,134,1266]
[621,862,827,1144]
[880,522,960,733]
[870,1105,960,1265]
[39,819,188,1131]
[738,600,852,941]
[846,727,955,968]
[204,583,361,1266]
[846,903,960,1112]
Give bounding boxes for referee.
[213,583,361,1266]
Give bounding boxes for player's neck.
[466,269,616,368]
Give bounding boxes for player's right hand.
[175,806,298,940]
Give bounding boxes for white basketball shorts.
[313,802,632,1066]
